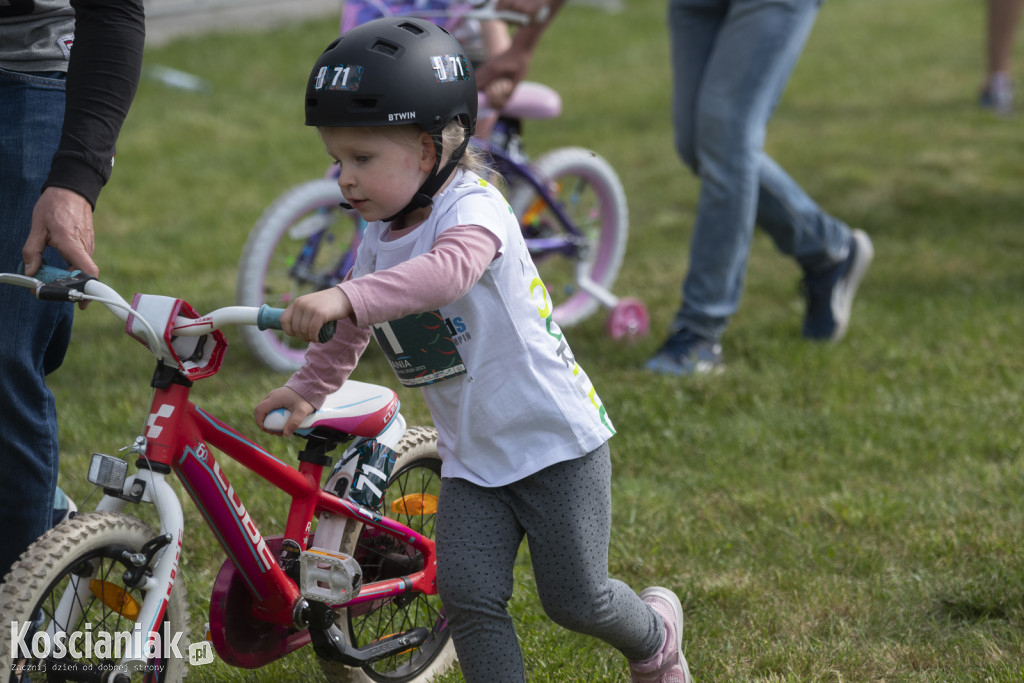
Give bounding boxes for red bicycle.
[0,266,454,683]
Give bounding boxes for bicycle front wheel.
[0,511,189,682]
[237,178,362,373]
[320,426,456,683]
[509,146,629,327]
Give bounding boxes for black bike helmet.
[305,17,478,221]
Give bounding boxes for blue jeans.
[668,0,851,340]
[0,68,75,578]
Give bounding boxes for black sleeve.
[44,0,146,208]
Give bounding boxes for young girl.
[254,17,692,682]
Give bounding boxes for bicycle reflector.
[89,579,141,620]
[392,493,438,516]
[88,453,128,491]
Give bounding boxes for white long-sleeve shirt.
[287,170,614,487]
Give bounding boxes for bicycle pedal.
[299,548,362,603]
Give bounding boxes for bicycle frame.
[289,190,365,293]
[479,134,585,259]
[88,373,437,670]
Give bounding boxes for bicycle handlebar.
[448,4,548,25]
[2,264,335,344]
[468,0,550,24]
[350,0,548,28]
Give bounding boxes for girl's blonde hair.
[441,120,488,176]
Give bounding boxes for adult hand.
[477,0,565,99]
[476,46,533,101]
[23,186,99,278]
[255,386,315,436]
[483,77,517,111]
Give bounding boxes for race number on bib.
[372,311,467,387]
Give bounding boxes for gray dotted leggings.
[435,443,662,682]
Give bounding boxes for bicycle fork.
[59,469,185,676]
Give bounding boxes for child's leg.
[509,443,664,661]
[436,477,528,682]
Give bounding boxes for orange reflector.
[89,580,140,621]
[523,198,547,225]
[391,493,438,516]
[522,183,562,225]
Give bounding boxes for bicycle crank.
[310,623,429,666]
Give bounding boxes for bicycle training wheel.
[509,146,629,328]
[320,426,456,683]
[0,511,189,682]
[237,178,362,373]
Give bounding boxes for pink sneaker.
[628,586,693,683]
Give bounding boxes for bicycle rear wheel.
[320,426,455,683]
[237,178,362,373]
[509,146,629,327]
[0,512,189,682]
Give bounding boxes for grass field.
[41,0,1024,680]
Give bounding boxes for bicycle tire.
[0,511,190,682]
[236,178,360,373]
[319,426,456,683]
[508,146,629,327]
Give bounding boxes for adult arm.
[475,0,567,102]
[23,0,145,278]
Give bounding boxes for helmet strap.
[382,122,471,223]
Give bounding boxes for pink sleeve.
[285,315,371,410]
[340,224,501,327]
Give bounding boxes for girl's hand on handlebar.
[283,287,352,343]
[255,387,314,436]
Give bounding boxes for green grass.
[44,0,1024,679]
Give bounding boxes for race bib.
[372,311,467,387]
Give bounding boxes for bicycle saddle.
[263,380,400,439]
[501,81,562,121]
[478,81,562,121]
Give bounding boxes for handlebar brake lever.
[37,272,95,302]
[37,283,87,302]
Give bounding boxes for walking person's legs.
[651,0,871,374]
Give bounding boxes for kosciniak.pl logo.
[8,621,207,664]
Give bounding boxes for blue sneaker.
[802,229,873,341]
[646,328,723,376]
